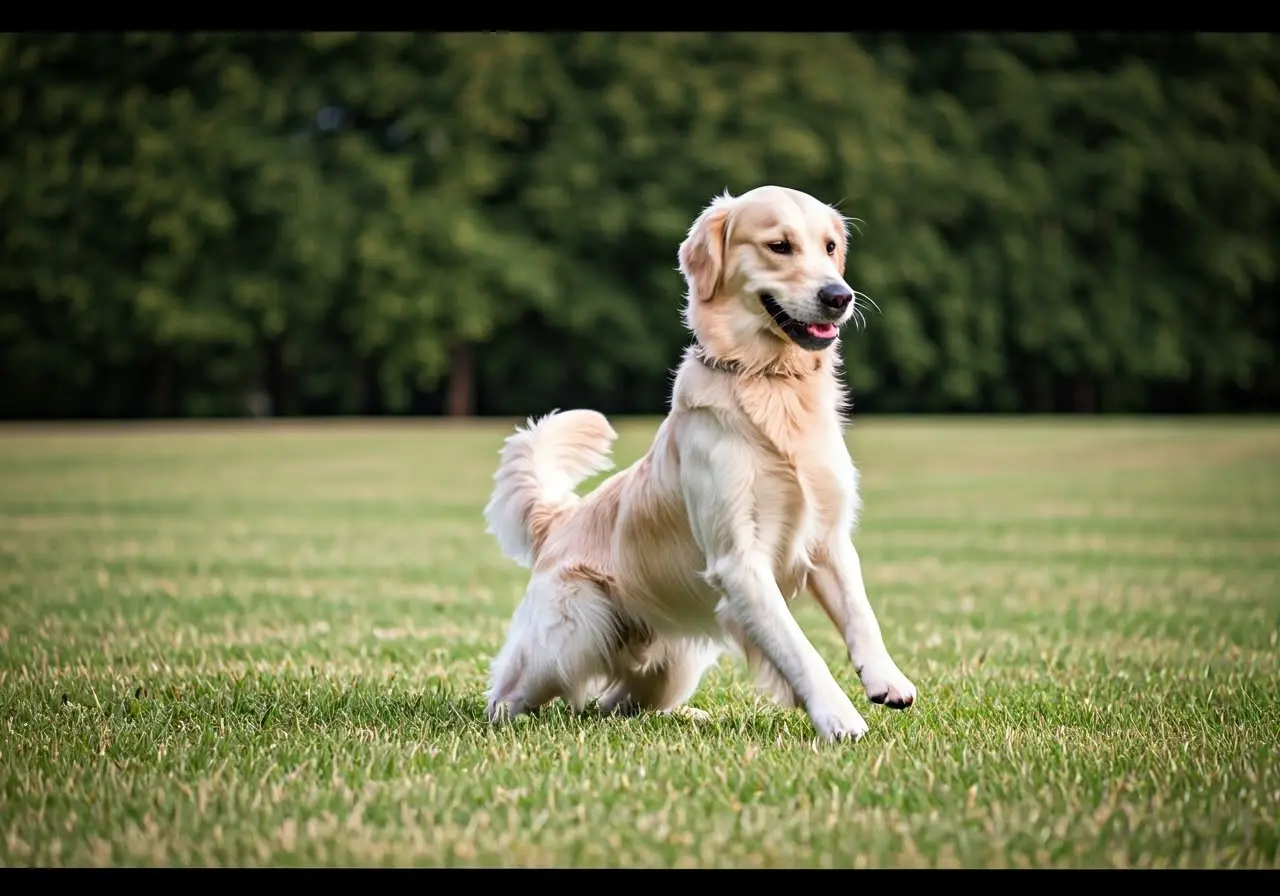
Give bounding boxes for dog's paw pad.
[860,665,917,711]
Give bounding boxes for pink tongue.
[806,322,838,339]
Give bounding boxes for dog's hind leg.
[486,572,619,723]
[598,636,721,721]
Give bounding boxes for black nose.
[817,284,853,311]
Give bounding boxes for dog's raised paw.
[860,663,917,710]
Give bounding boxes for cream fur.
[483,185,916,742]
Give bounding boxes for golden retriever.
[482,185,916,742]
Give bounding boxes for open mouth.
[760,293,840,350]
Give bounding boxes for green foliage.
[1,33,1275,416]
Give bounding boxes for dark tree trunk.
[148,353,173,418]
[264,337,294,417]
[1073,375,1096,414]
[446,340,475,417]
[1032,368,1054,413]
[342,360,367,416]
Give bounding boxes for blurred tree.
[0,32,1275,418]
[872,32,1280,411]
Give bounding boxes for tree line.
[2,32,1276,418]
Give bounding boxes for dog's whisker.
[847,298,867,330]
[853,291,881,315]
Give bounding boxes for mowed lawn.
[1,417,1278,868]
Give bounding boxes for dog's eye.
[767,240,792,255]
[826,240,837,254]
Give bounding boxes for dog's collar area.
[690,344,742,375]
[688,343,804,379]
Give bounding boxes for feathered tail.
[482,409,617,567]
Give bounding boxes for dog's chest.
[755,424,856,595]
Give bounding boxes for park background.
[2,32,1279,868]
[2,32,1276,422]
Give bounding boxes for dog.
[482,185,916,742]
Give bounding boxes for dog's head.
[679,185,857,372]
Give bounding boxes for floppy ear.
[678,192,733,303]
[829,208,850,274]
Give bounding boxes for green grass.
[2,416,1278,868]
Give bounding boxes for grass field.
[1,416,1278,868]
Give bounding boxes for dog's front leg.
[709,557,867,741]
[682,423,868,742]
[809,536,917,710]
